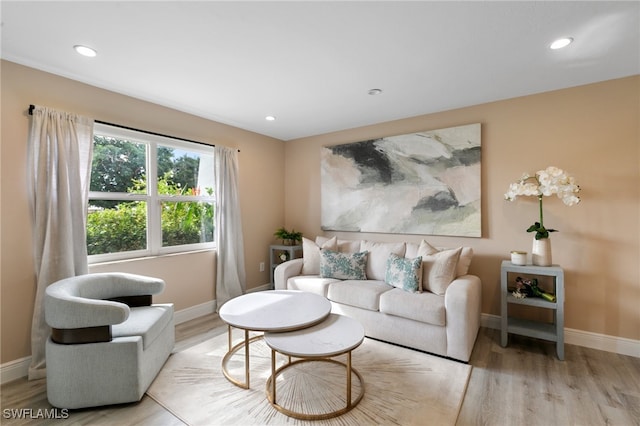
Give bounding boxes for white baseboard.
[481,313,640,358]
[0,356,32,386]
[249,283,273,292]
[174,300,217,325]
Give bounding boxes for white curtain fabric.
[214,146,246,307]
[27,106,94,380]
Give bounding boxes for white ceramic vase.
[532,237,552,266]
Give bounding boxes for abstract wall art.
[321,123,481,237]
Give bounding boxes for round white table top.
[264,314,365,358]
[218,290,331,332]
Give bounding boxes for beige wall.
[0,60,285,364]
[284,76,640,341]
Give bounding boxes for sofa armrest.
[444,274,482,362]
[274,258,304,290]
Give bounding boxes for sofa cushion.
[301,236,337,275]
[385,253,423,293]
[337,239,361,253]
[320,249,368,280]
[456,247,473,276]
[317,236,361,253]
[379,288,445,326]
[417,240,474,277]
[111,304,173,349]
[360,240,406,281]
[405,242,420,258]
[286,275,340,297]
[328,280,392,311]
[418,244,462,295]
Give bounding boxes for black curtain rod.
[28,104,239,152]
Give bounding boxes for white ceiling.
[2,1,639,141]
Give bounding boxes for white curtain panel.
[214,146,246,307]
[27,106,94,380]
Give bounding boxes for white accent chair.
[44,273,174,409]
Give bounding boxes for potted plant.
[504,166,580,266]
[274,227,303,245]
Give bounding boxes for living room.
[1,1,639,425]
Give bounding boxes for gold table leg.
[265,350,364,420]
[271,349,277,404]
[221,326,262,389]
[346,351,352,408]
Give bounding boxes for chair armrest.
[44,273,166,329]
[78,273,166,298]
[274,258,304,290]
[444,274,482,362]
[45,294,129,329]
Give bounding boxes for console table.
[500,260,565,360]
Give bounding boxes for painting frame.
[320,123,481,237]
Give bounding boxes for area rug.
[147,333,471,425]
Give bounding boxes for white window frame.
[88,123,216,264]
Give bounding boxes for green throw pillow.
[385,253,423,293]
[319,249,368,280]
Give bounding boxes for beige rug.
[147,332,471,425]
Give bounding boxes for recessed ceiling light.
[73,45,97,57]
[550,37,573,50]
[265,115,276,121]
[368,88,383,96]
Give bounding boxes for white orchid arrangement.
[505,166,581,240]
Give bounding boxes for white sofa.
[275,237,481,362]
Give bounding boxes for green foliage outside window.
[86,135,215,256]
[86,201,147,254]
[87,178,214,255]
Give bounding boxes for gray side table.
[500,260,565,360]
[270,244,303,285]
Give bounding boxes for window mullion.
[147,142,161,255]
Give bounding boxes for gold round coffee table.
[263,314,365,420]
[218,290,331,389]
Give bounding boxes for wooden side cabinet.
[269,244,303,286]
[500,260,565,360]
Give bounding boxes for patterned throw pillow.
[319,249,368,280]
[385,253,423,293]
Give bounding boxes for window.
[87,123,215,262]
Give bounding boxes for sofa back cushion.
[316,236,361,253]
[360,240,406,280]
[456,247,474,276]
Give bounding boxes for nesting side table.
[264,314,365,420]
[500,260,565,360]
[218,290,331,388]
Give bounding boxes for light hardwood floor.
[2,313,638,425]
